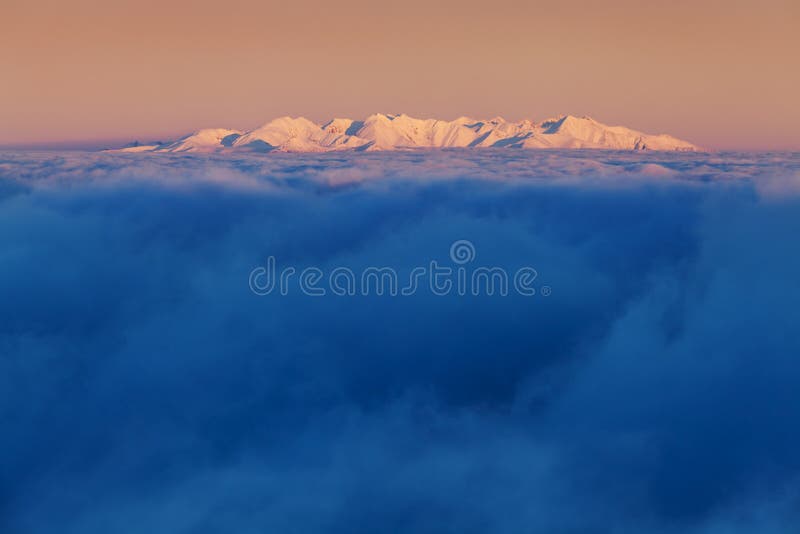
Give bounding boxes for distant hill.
[111,114,700,153]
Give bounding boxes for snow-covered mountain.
[114,114,700,153]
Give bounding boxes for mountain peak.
[260,116,317,128]
[111,114,701,153]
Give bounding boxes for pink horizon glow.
[1,0,798,150]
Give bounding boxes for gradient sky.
[1,0,798,149]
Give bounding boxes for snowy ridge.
[113,114,700,153]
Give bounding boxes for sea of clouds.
[1,149,799,533]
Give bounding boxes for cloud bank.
[1,149,799,533]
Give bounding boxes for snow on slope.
[113,114,700,153]
[161,128,243,152]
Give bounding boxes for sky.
[1,0,798,150]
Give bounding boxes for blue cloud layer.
[1,150,799,533]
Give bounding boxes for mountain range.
[114,114,700,153]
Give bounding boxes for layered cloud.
[1,149,799,533]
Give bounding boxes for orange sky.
[1,0,798,149]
